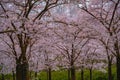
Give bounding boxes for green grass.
[0,66,117,80]
[37,68,116,80]
[0,74,13,80]
[35,65,117,80]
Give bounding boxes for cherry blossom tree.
[98,36,115,80]
[0,52,15,80]
[84,40,107,80]
[51,19,90,80]
[0,0,70,80]
[78,0,120,80]
[0,0,119,80]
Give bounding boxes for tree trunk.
[48,68,51,80]
[1,73,4,80]
[114,41,120,80]
[47,68,52,80]
[108,60,112,80]
[35,71,37,80]
[22,62,29,80]
[68,68,71,80]
[16,63,22,80]
[71,66,76,80]
[29,71,32,80]
[89,68,92,80]
[47,69,48,80]
[116,56,120,80]
[12,70,16,80]
[81,68,84,80]
[16,61,29,80]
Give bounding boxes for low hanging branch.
[0,30,15,34]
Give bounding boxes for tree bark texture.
[81,68,84,80]
[71,66,76,80]
[68,68,71,80]
[1,73,4,80]
[89,68,92,80]
[108,60,112,80]
[16,61,29,80]
[12,70,16,80]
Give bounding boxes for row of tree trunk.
[0,60,115,80]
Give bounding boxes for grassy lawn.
[36,66,116,80]
[0,66,117,80]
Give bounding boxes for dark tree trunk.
[89,68,92,80]
[108,60,112,80]
[70,47,76,80]
[1,73,4,80]
[114,41,120,80]
[116,56,120,80]
[16,61,29,80]
[48,68,51,80]
[16,63,22,80]
[35,71,37,80]
[81,68,84,80]
[29,71,32,80]
[47,69,48,80]
[12,70,16,80]
[71,66,76,80]
[47,68,51,80]
[21,62,29,80]
[68,68,71,80]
